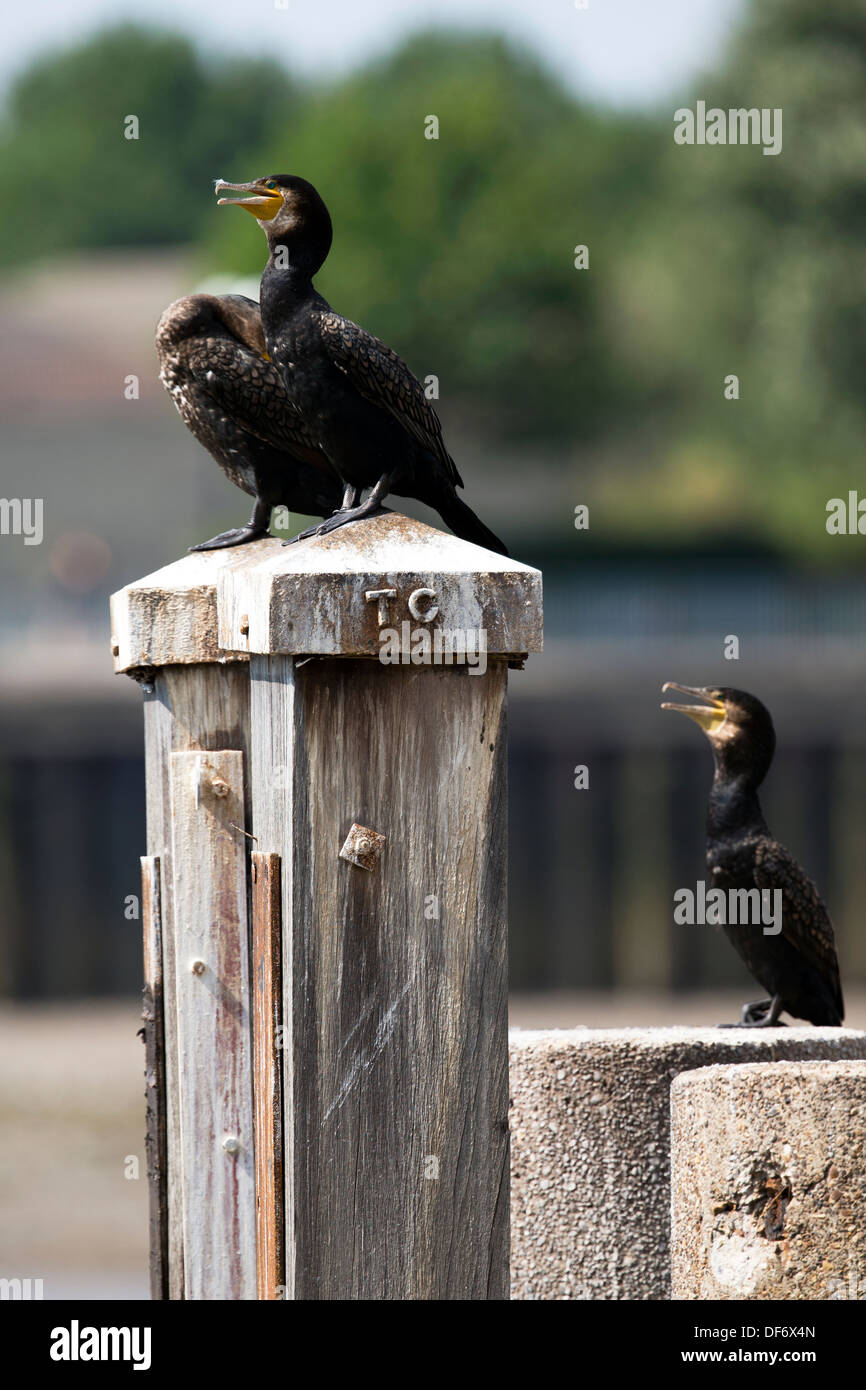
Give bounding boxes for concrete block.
[508,1027,866,1300]
[671,1060,866,1300]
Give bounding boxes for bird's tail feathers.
[435,493,509,556]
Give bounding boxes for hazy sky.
[3,0,745,107]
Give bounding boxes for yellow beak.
[660,682,727,734]
[214,179,282,222]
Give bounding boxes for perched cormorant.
[156,293,343,550]
[214,175,508,554]
[661,683,844,1028]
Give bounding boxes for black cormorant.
[214,175,508,554]
[661,683,844,1028]
[156,293,343,550]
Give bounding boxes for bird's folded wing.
[186,339,321,456]
[316,309,463,488]
[753,839,843,1007]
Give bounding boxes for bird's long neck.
[260,245,316,330]
[707,768,768,840]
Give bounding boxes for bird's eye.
[266,180,277,190]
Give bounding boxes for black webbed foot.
[718,995,786,1028]
[282,502,388,545]
[743,998,772,1024]
[190,524,270,552]
[718,1018,788,1029]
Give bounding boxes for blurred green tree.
[0,25,297,256]
[610,0,866,556]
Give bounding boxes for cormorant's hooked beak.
[214,177,282,222]
[661,682,727,734]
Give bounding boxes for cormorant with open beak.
[214,175,508,554]
[156,293,343,549]
[661,683,844,1027]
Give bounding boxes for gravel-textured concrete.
[671,1060,866,1301]
[509,1027,866,1301]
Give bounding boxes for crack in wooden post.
[141,855,168,1301]
[251,851,285,1300]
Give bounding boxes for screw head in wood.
[222,1135,240,1154]
[190,959,206,976]
[339,822,386,872]
[193,758,231,808]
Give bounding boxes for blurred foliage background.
[2,2,866,558]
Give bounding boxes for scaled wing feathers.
[316,309,463,488]
[753,839,843,1013]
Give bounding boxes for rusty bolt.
[239,614,250,637]
[339,822,387,872]
[111,637,120,657]
[211,778,230,798]
[191,959,206,976]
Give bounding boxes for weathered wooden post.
[112,545,261,1300]
[112,511,542,1300]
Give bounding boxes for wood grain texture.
[170,748,256,1300]
[142,664,252,1298]
[251,851,285,1300]
[251,656,510,1299]
[142,679,185,1298]
[249,655,295,1296]
[141,855,168,1301]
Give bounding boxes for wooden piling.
[112,512,542,1300]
